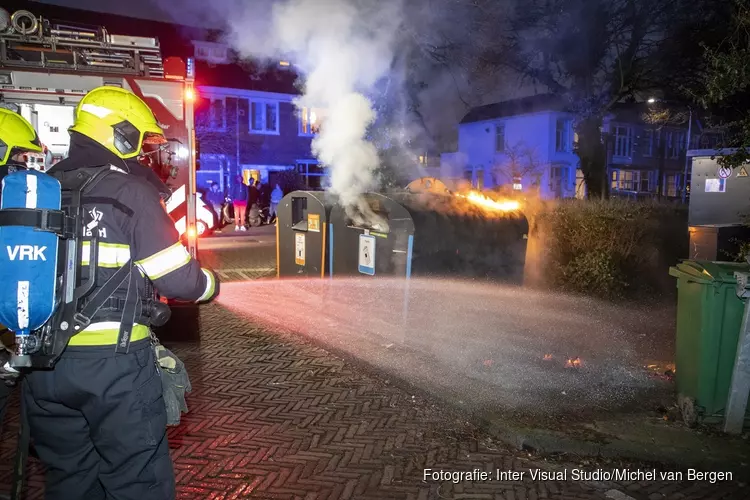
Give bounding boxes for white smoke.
[219,0,404,228]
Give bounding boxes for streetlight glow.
[647,97,656,103]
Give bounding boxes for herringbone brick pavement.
[3,304,745,499]
[1,241,747,499]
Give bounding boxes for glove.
[0,350,21,387]
[154,344,191,426]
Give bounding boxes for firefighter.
[0,108,43,430]
[21,86,219,499]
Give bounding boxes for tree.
[690,0,750,169]
[492,141,545,191]
[487,0,694,198]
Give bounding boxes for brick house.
[192,45,321,195]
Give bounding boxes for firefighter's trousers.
[0,382,9,434]
[22,338,175,500]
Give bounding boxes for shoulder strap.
[55,165,135,217]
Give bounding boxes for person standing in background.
[271,183,283,219]
[247,178,260,212]
[231,174,248,231]
[206,182,224,225]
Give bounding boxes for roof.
[460,94,568,124]
[2,0,300,94]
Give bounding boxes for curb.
[485,421,750,476]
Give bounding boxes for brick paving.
[1,242,747,499]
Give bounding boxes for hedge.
[525,198,688,300]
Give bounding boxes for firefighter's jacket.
[48,133,218,347]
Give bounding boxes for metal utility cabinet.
[687,150,750,260]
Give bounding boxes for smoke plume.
[210,0,403,227]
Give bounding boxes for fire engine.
[0,7,214,256]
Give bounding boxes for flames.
[455,190,521,213]
[565,357,582,369]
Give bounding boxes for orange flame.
[565,357,582,368]
[456,190,521,212]
[543,354,553,361]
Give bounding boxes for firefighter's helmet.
[70,86,167,160]
[0,108,42,166]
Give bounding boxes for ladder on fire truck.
[0,8,199,257]
[0,8,165,76]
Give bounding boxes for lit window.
[298,107,323,135]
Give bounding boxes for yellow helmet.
[0,108,42,165]
[69,86,167,160]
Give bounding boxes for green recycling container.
[669,260,750,421]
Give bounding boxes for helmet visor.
[112,121,141,156]
[0,138,7,164]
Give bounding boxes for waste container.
[669,260,750,423]
[390,191,529,282]
[276,191,332,278]
[329,192,415,277]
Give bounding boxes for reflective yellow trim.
[67,323,150,346]
[197,269,215,302]
[136,242,191,280]
[81,242,131,268]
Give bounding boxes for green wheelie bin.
[669,260,750,425]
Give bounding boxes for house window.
[613,126,633,157]
[555,119,572,152]
[612,169,653,192]
[251,101,279,134]
[298,107,322,136]
[665,174,680,197]
[667,131,684,159]
[297,160,326,189]
[192,41,229,64]
[643,130,654,157]
[640,171,650,192]
[475,168,484,190]
[495,124,505,152]
[550,165,569,196]
[613,169,637,191]
[207,98,225,130]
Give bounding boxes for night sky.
[31,0,222,28]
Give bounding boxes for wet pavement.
[1,234,747,499]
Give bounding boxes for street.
[0,227,747,499]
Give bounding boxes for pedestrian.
[231,174,248,231]
[247,177,260,212]
[0,108,44,430]
[271,183,283,218]
[19,86,220,499]
[206,182,224,223]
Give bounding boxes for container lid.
[669,260,750,284]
